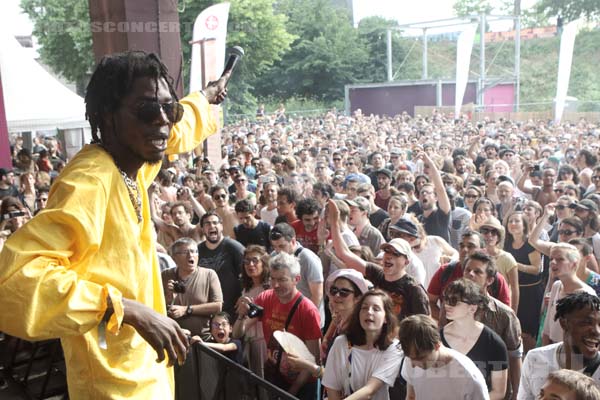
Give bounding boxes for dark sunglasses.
[333,158,341,161]
[556,204,570,210]
[135,101,184,124]
[329,286,355,298]
[444,295,472,307]
[480,227,499,235]
[558,229,578,236]
[213,194,227,200]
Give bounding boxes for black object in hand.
[173,281,186,294]
[247,302,264,318]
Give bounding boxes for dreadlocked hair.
[554,292,600,321]
[85,51,179,144]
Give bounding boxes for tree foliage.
[536,0,600,23]
[21,0,94,94]
[179,0,295,113]
[255,0,369,101]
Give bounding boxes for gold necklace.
[118,168,142,224]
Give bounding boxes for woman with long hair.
[503,211,544,352]
[378,195,408,241]
[442,279,508,399]
[468,197,498,231]
[463,185,483,213]
[287,269,371,381]
[18,172,37,213]
[233,245,270,377]
[323,290,402,400]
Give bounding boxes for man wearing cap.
[345,196,385,256]
[374,168,393,211]
[417,152,452,242]
[388,218,426,285]
[517,165,557,208]
[326,200,429,321]
[573,199,600,239]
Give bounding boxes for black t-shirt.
[369,208,389,229]
[365,263,430,321]
[0,185,19,200]
[197,238,245,316]
[419,207,450,242]
[234,220,272,252]
[407,202,422,216]
[441,325,508,390]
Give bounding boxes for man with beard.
[519,292,600,399]
[291,198,321,254]
[517,166,557,208]
[197,212,245,316]
[0,51,228,397]
[417,152,451,242]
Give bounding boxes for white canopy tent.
[0,30,88,133]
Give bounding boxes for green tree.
[21,0,94,95]
[536,0,600,23]
[256,0,369,101]
[453,0,494,17]
[179,0,295,114]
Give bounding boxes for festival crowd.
[2,106,600,400]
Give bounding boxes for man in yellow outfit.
[0,51,227,398]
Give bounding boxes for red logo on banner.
[205,15,219,30]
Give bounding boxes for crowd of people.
[2,50,600,399]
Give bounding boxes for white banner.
[554,21,578,124]
[454,23,478,119]
[189,2,230,93]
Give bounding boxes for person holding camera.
[162,237,223,341]
[233,252,321,400]
[517,164,557,208]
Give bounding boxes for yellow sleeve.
[0,171,122,340]
[165,91,217,156]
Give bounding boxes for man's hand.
[325,199,340,227]
[122,298,189,366]
[168,305,187,319]
[204,73,230,105]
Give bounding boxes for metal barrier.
[175,343,298,400]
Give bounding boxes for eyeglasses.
[554,189,564,193]
[464,194,479,199]
[235,179,247,183]
[345,162,355,166]
[592,176,600,181]
[243,257,260,265]
[480,227,499,235]
[329,286,355,298]
[174,249,198,255]
[558,229,578,236]
[211,321,230,329]
[135,101,184,124]
[444,295,471,307]
[333,158,341,161]
[556,204,570,210]
[213,194,227,200]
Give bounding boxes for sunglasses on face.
[480,227,499,235]
[444,295,472,307]
[329,286,355,298]
[556,204,570,210]
[213,194,227,200]
[135,101,184,124]
[558,229,578,236]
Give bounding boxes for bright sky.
[1,0,541,38]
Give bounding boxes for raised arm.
[326,199,367,274]
[527,204,554,256]
[421,152,450,214]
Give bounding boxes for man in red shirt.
[234,252,321,399]
[291,198,321,254]
[428,230,511,320]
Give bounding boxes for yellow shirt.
[0,91,216,399]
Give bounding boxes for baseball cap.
[326,269,372,295]
[576,199,598,212]
[380,238,412,257]
[389,218,419,238]
[375,168,393,179]
[344,196,370,212]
